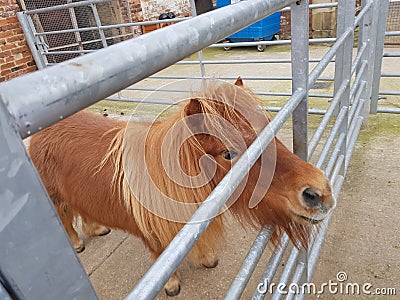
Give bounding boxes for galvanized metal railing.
[0,0,394,299]
[18,0,399,115]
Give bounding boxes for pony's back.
[28,111,141,233]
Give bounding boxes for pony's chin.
[290,210,327,225]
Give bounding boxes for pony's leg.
[151,251,180,296]
[55,203,85,253]
[81,217,111,237]
[199,250,219,269]
[189,242,219,269]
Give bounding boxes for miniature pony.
[29,78,334,296]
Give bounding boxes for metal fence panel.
[0,0,396,299]
[0,100,97,300]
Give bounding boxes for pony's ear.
[184,98,203,116]
[234,76,244,87]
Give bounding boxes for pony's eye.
[221,149,238,160]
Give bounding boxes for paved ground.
[74,45,399,299]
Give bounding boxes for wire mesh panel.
[22,0,141,63]
[385,0,400,46]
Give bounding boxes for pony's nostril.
[302,188,321,208]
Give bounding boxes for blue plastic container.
[216,0,281,51]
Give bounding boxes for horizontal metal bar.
[385,31,400,37]
[286,262,306,300]
[105,96,175,105]
[177,58,333,65]
[330,154,345,187]
[383,52,400,57]
[376,106,400,114]
[224,226,273,300]
[127,87,305,299]
[345,116,364,171]
[347,100,365,153]
[264,106,326,115]
[325,133,346,178]
[350,42,367,76]
[381,72,400,77]
[35,18,189,36]
[379,90,400,96]
[149,75,335,82]
[252,234,290,300]
[209,38,336,48]
[308,79,349,160]
[308,28,352,86]
[1,0,297,139]
[150,75,295,80]
[307,179,342,282]
[348,82,365,125]
[270,246,299,300]
[280,2,338,12]
[257,92,333,98]
[308,114,364,283]
[23,0,110,14]
[349,61,367,100]
[316,106,348,169]
[43,50,95,55]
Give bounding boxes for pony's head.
[122,78,334,247]
[175,78,335,247]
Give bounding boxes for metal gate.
[0,0,397,299]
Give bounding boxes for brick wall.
[140,0,191,20]
[280,1,315,40]
[0,0,36,83]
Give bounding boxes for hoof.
[98,228,111,236]
[75,245,85,253]
[165,284,181,297]
[203,259,218,269]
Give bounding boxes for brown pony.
[29,78,334,296]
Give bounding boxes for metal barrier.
[17,0,400,115]
[0,0,395,299]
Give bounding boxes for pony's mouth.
[290,211,326,225]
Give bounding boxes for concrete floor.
[75,45,400,299]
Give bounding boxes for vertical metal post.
[90,3,108,48]
[290,0,309,293]
[370,0,389,114]
[17,12,47,69]
[291,0,309,161]
[0,100,98,300]
[334,0,356,176]
[189,0,206,77]
[357,0,377,124]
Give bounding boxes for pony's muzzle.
[298,186,335,224]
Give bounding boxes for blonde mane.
[103,81,267,257]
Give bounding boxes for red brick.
[0,43,15,51]
[0,50,11,58]
[5,56,14,63]
[26,65,37,72]
[0,69,12,76]
[0,16,17,26]
[1,61,16,69]
[6,34,24,43]
[10,45,29,54]
[15,56,31,65]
